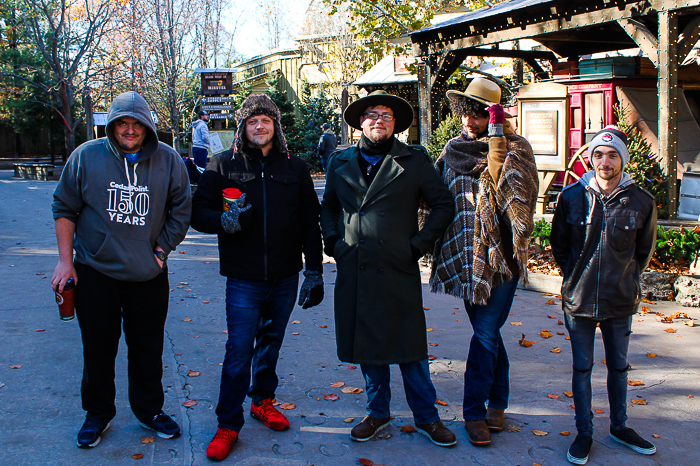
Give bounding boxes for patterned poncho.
[429,132,538,305]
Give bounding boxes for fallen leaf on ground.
[423,307,430,310]
[547,315,557,319]
[647,352,657,358]
[429,343,438,347]
[545,299,556,305]
[400,425,417,433]
[557,332,565,335]
[141,436,154,444]
[348,365,357,369]
[180,282,189,285]
[182,400,197,407]
[292,320,301,324]
[178,251,186,254]
[426,328,434,332]
[280,403,296,410]
[548,394,560,399]
[330,382,345,388]
[188,370,200,377]
[133,453,144,459]
[510,321,524,326]
[183,317,191,322]
[435,398,448,406]
[641,298,655,304]
[324,394,339,401]
[653,434,660,438]
[595,409,604,413]
[9,365,22,369]
[519,334,533,347]
[631,399,647,405]
[506,425,521,432]
[560,431,570,436]
[203,300,210,304]
[558,320,564,325]
[684,320,695,327]
[664,328,677,333]
[532,429,548,436]
[292,332,299,335]
[428,354,436,360]
[551,347,561,353]
[320,325,328,328]
[341,386,364,394]
[564,391,573,397]
[689,395,694,398]
[565,336,571,340]
[344,418,355,423]
[628,380,644,386]
[357,459,373,466]
[36,329,45,332]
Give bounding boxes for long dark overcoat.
[320,139,454,365]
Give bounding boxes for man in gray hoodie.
[192,110,211,169]
[51,91,191,449]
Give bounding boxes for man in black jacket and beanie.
[551,125,657,465]
[191,94,324,461]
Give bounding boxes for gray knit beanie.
[589,125,630,167]
[233,94,288,154]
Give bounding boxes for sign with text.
[201,72,232,94]
[209,113,235,120]
[202,104,235,111]
[203,96,235,103]
[519,99,568,171]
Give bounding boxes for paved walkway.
[1,169,698,465]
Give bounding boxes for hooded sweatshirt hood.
[106,91,159,163]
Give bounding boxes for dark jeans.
[74,262,169,423]
[192,147,208,169]
[360,359,440,424]
[216,275,299,431]
[462,275,519,421]
[321,151,332,172]
[565,314,633,436]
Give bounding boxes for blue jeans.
[565,314,633,436]
[216,275,299,431]
[462,276,519,421]
[360,359,440,424]
[192,147,208,169]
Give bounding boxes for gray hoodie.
[52,91,191,282]
[192,119,210,149]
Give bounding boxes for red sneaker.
[250,399,290,431]
[206,428,238,461]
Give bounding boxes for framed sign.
[519,99,568,171]
[201,72,233,94]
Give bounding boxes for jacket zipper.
[261,159,268,281]
[596,199,606,318]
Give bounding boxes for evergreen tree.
[614,104,669,219]
[289,82,339,171]
[427,115,461,161]
[265,71,295,139]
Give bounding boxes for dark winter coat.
[550,171,657,319]
[190,147,323,280]
[317,129,338,157]
[320,139,455,364]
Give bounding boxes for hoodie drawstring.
[124,157,139,188]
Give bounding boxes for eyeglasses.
[363,112,395,122]
[115,120,144,130]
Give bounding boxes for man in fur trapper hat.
[320,90,456,447]
[429,77,539,446]
[551,125,657,465]
[191,94,324,461]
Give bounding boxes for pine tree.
[288,82,340,171]
[614,104,669,218]
[427,116,462,161]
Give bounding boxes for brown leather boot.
[414,420,457,447]
[464,420,491,446]
[350,416,391,442]
[485,408,505,432]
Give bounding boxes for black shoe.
[567,434,593,465]
[77,419,110,448]
[139,412,181,439]
[610,427,656,455]
[350,416,391,442]
[414,420,457,447]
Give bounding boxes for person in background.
[192,109,211,169]
[317,122,338,172]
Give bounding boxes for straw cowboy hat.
[446,77,512,117]
[343,90,414,133]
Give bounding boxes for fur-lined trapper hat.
[233,94,288,154]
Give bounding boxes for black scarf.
[358,134,394,156]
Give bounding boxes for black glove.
[221,193,252,234]
[324,235,340,257]
[298,270,324,309]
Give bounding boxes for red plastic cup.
[223,188,242,211]
[56,278,76,321]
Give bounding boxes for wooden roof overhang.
[409,0,700,217]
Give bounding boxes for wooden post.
[418,63,431,147]
[658,10,679,218]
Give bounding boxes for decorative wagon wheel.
[562,142,592,186]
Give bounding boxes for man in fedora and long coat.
[429,78,538,446]
[320,91,456,447]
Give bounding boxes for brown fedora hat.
[446,77,512,118]
[344,90,414,133]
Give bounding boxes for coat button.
[378,268,384,274]
[379,211,385,217]
[379,240,385,246]
[360,266,365,271]
[360,239,365,244]
[360,211,365,216]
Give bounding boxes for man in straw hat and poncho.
[429,77,539,446]
[321,90,457,447]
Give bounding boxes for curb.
[519,272,562,294]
